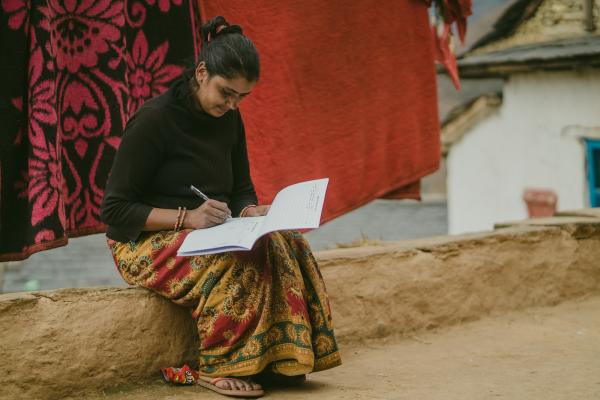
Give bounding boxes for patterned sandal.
[197,375,265,398]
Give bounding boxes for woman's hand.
[184,199,231,229]
[243,205,270,217]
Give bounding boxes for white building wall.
[448,69,600,234]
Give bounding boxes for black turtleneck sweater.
[101,77,258,242]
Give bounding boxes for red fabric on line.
[199,0,440,222]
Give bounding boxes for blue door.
[586,139,600,207]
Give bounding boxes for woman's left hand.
[244,205,270,217]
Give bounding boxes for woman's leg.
[108,230,264,397]
[107,229,340,390]
[262,230,341,375]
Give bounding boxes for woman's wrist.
[144,207,187,232]
[173,207,187,231]
[239,204,257,217]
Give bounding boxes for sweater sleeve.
[100,109,165,241]
[229,114,258,217]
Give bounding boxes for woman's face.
[194,62,256,117]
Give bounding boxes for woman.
[101,16,341,398]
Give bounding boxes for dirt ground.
[88,295,600,400]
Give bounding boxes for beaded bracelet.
[174,207,182,231]
[177,207,187,231]
[239,204,257,218]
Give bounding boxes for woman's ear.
[195,62,208,84]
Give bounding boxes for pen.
[190,185,232,218]
[190,185,210,201]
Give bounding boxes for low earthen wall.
[1,212,599,399]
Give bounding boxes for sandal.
[197,375,265,398]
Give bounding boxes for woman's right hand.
[184,200,231,229]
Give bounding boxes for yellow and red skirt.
[107,229,341,377]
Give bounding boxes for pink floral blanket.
[0,0,200,261]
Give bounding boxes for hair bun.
[202,16,243,43]
[196,15,259,81]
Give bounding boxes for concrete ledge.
[555,208,600,219]
[2,211,600,399]
[494,215,600,230]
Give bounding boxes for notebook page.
[177,217,265,256]
[260,178,328,235]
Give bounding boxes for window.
[586,139,600,207]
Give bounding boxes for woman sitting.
[101,16,341,398]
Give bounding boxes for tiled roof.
[458,35,600,77]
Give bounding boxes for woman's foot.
[253,369,307,387]
[197,375,264,398]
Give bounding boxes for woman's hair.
[196,16,260,82]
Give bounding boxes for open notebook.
[177,178,328,256]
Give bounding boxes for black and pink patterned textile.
[0,0,201,261]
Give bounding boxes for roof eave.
[441,94,503,156]
[457,54,600,79]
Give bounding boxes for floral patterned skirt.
[107,229,341,377]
